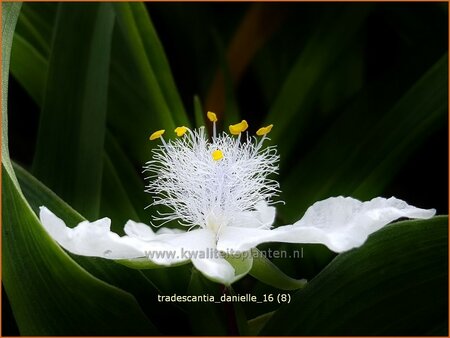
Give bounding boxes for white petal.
[144,229,236,284]
[124,220,156,240]
[217,196,436,253]
[40,207,237,283]
[229,201,276,229]
[156,227,185,235]
[192,254,237,285]
[39,207,146,259]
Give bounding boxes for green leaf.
[266,6,371,158]
[280,54,447,220]
[109,2,189,164]
[100,153,140,233]
[117,258,188,270]
[249,248,307,290]
[10,33,47,105]
[226,286,249,335]
[101,131,152,225]
[187,268,228,335]
[9,3,55,105]
[14,2,55,58]
[194,95,206,128]
[3,165,159,335]
[32,3,115,219]
[119,3,187,126]
[225,253,253,282]
[2,2,22,186]
[247,311,275,335]
[261,216,448,335]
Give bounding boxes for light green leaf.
[250,248,307,290]
[225,253,253,281]
[2,2,22,187]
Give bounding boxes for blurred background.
[8,3,448,213]
[4,2,448,335]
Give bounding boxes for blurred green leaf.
[194,95,206,128]
[266,6,371,158]
[114,3,187,126]
[280,53,447,220]
[32,3,115,219]
[187,269,228,335]
[227,286,249,335]
[13,2,54,58]
[100,153,140,233]
[10,33,47,105]
[109,2,189,164]
[3,165,159,335]
[101,131,152,225]
[2,2,22,186]
[10,3,55,105]
[247,311,274,335]
[261,216,448,335]
[249,248,307,290]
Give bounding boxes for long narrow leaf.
[32,3,114,219]
[2,2,22,186]
[280,54,447,220]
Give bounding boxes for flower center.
[144,112,279,231]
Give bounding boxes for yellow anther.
[207,111,218,122]
[229,120,249,135]
[241,120,249,132]
[256,124,273,136]
[212,149,224,161]
[174,126,188,137]
[149,129,165,141]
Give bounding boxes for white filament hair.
[143,127,280,230]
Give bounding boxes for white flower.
[39,112,436,285]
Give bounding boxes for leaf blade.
[2,2,22,185]
[3,165,159,335]
[261,216,448,335]
[32,3,115,219]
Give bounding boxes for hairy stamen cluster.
[144,115,279,233]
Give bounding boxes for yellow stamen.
[149,129,165,141]
[212,149,224,161]
[229,120,249,135]
[207,111,218,122]
[256,124,273,136]
[174,126,188,137]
